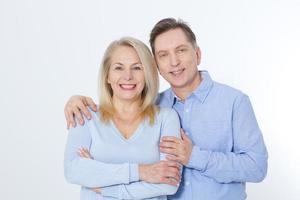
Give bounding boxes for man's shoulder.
[156,88,173,107]
[212,80,246,99]
[158,88,172,98]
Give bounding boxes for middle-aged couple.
[64,18,268,200]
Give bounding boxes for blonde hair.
[98,37,159,124]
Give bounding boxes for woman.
[64,37,181,200]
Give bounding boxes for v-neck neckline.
[110,119,145,142]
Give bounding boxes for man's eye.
[178,48,186,53]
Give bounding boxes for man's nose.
[169,53,180,67]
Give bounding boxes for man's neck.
[172,72,202,100]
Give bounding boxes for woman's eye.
[133,66,142,70]
[114,66,123,70]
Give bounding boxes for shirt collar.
[169,70,214,105]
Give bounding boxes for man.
[64,18,268,200]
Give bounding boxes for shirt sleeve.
[186,94,268,183]
[100,108,182,199]
[64,118,139,188]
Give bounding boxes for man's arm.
[64,95,97,128]
[160,95,268,184]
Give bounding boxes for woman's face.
[108,45,145,103]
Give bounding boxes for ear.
[196,46,201,65]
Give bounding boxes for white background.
[1,0,299,199]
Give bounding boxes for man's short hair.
[150,18,197,55]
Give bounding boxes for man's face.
[154,28,201,91]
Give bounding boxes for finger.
[80,151,90,158]
[77,148,89,158]
[76,102,90,122]
[77,149,85,157]
[64,108,71,129]
[165,160,181,169]
[82,152,90,158]
[82,148,89,153]
[85,97,97,112]
[165,166,181,177]
[161,177,179,186]
[82,148,91,157]
[83,148,94,159]
[160,147,178,156]
[79,100,92,120]
[91,187,101,193]
[65,107,76,128]
[160,141,177,149]
[72,106,85,125]
[165,171,180,182]
[161,136,180,143]
[181,129,190,140]
[166,155,181,163]
[81,149,91,158]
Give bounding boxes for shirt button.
[185,181,190,186]
[185,109,189,113]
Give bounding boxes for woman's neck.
[112,97,142,119]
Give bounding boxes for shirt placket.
[181,98,193,198]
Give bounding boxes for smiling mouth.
[119,84,137,90]
[170,69,185,76]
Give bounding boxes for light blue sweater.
[64,107,181,200]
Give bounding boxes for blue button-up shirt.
[157,71,268,200]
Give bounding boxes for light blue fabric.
[64,107,181,200]
[157,71,268,200]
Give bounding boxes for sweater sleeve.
[186,95,268,183]
[100,108,182,199]
[64,118,139,188]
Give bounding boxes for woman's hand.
[77,147,93,159]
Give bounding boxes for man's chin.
[170,82,187,90]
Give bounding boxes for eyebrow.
[111,62,123,66]
[111,62,142,66]
[156,44,189,54]
[175,44,189,49]
[131,62,142,66]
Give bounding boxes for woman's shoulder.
[156,106,178,120]
[79,108,103,127]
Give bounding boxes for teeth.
[120,84,136,89]
[172,69,184,75]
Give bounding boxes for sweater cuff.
[129,163,139,182]
[186,146,211,171]
[101,185,121,199]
